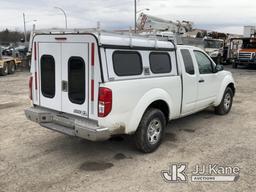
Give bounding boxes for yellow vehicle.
[0,46,22,76]
[0,56,18,76]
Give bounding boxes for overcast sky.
[1,0,256,34]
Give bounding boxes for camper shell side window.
[112,51,143,76]
[149,52,172,74]
[105,48,178,81]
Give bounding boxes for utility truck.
[181,37,225,64]
[232,38,256,68]
[137,13,229,64]
[25,29,235,153]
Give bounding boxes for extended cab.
[25,31,235,153]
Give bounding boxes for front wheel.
[215,87,234,115]
[0,64,8,76]
[134,108,166,153]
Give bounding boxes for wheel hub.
[224,93,231,111]
[147,118,162,145]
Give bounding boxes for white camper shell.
[25,30,235,153]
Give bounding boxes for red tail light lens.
[29,76,33,100]
[98,87,112,117]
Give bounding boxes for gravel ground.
[0,66,255,192]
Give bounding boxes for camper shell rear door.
[32,34,100,119]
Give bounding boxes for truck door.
[193,50,218,109]
[61,43,89,117]
[180,49,198,115]
[39,43,62,111]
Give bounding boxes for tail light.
[29,76,33,100]
[98,87,112,117]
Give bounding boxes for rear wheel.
[8,61,15,74]
[215,87,234,115]
[0,63,8,76]
[134,108,166,153]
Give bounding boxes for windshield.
[242,39,256,49]
[204,40,223,49]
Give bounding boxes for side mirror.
[214,64,224,73]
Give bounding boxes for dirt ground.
[0,66,255,192]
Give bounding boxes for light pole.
[54,6,67,29]
[23,13,27,43]
[23,13,37,43]
[134,0,137,33]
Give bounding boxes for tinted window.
[41,55,55,98]
[194,51,213,74]
[181,49,195,75]
[149,52,172,74]
[68,57,85,104]
[113,51,142,76]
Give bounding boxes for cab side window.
[181,49,195,75]
[194,51,213,74]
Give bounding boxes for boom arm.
[137,13,193,34]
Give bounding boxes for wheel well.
[227,83,235,96]
[146,100,169,123]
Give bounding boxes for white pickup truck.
[25,31,235,153]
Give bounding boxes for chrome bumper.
[24,107,111,141]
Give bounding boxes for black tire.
[0,63,8,76]
[215,87,234,115]
[134,108,166,153]
[8,61,16,74]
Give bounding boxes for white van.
[25,31,235,153]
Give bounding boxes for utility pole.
[134,0,137,33]
[23,13,27,43]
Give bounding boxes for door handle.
[199,79,205,83]
[62,81,68,92]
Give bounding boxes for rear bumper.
[24,106,111,141]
